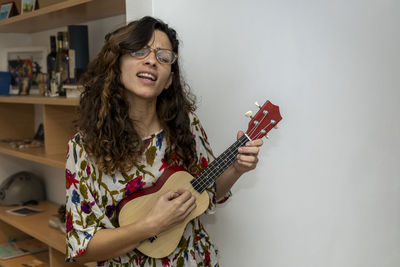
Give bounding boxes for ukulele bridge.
[148,235,158,243]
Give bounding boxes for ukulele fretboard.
[190,134,250,193]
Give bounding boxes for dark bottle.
[54,32,63,95]
[55,32,69,96]
[61,32,70,84]
[46,36,57,85]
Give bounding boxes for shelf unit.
[0,96,79,169]
[0,201,94,267]
[0,0,126,266]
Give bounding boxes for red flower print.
[135,256,142,265]
[66,169,79,189]
[76,248,86,257]
[201,157,208,169]
[125,176,146,196]
[86,165,91,176]
[162,257,170,267]
[217,196,229,204]
[66,211,73,233]
[204,247,211,266]
[159,158,168,172]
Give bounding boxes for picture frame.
[21,0,39,14]
[0,1,19,20]
[0,46,48,95]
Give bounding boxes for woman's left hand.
[233,131,264,175]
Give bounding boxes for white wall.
[125,0,152,22]
[130,0,399,266]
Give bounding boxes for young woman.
[65,16,263,266]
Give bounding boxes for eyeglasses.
[130,47,178,65]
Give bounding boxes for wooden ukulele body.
[117,166,210,258]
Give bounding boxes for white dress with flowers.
[65,113,230,267]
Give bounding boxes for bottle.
[50,70,58,97]
[46,36,57,90]
[54,32,63,95]
[61,32,70,84]
[55,32,71,96]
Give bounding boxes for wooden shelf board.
[0,250,49,267]
[0,202,65,254]
[0,143,66,169]
[0,0,126,33]
[0,96,79,106]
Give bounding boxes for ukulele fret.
[190,135,250,193]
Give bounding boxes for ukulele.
[117,100,282,258]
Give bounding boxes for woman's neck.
[127,95,162,138]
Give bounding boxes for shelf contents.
[0,238,47,260]
[0,1,19,21]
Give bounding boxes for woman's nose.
[144,50,157,66]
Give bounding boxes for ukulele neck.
[190,134,250,193]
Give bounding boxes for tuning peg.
[265,135,270,139]
[274,125,279,129]
[245,110,253,118]
[255,101,261,109]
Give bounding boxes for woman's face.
[120,30,174,102]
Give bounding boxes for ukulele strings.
[192,136,248,192]
[246,111,273,140]
[191,135,249,193]
[192,110,276,192]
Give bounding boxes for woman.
[65,16,263,266]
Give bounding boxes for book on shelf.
[62,84,83,98]
[0,238,48,260]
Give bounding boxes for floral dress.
[65,113,231,267]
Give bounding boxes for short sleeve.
[189,113,232,215]
[65,135,104,261]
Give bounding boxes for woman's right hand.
[145,189,197,235]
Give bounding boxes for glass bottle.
[46,35,57,90]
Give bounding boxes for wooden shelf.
[0,143,66,168]
[0,97,77,168]
[0,0,126,33]
[0,202,65,253]
[0,251,49,267]
[0,96,79,106]
[0,202,96,266]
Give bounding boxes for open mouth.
[137,72,157,81]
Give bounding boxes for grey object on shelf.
[0,171,46,206]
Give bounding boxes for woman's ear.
[165,72,174,89]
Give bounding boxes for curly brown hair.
[77,16,198,175]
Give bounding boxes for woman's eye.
[131,49,148,57]
[157,51,173,63]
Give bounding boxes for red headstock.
[245,101,282,140]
